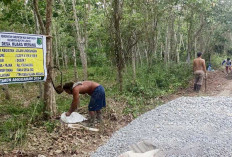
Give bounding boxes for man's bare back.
[73,81,100,95]
[193,58,206,73]
[63,81,104,117]
[193,52,207,92]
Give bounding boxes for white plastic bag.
[118,150,159,157]
[60,112,87,123]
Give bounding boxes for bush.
[210,54,227,69]
[124,62,192,98]
[121,62,192,117]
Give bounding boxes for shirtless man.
[63,81,106,123]
[193,52,207,92]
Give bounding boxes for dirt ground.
[161,69,232,102]
[0,98,133,157]
[1,69,232,157]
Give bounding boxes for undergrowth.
[122,62,192,117]
[0,99,44,147]
[0,61,194,148]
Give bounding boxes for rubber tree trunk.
[138,46,142,67]
[187,11,193,64]
[176,14,181,64]
[121,38,127,74]
[153,33,159,61]
[194,37,197,58]
[33,6,44,100]
[44,0,56,118]
[58,35,65,68]
[53,23,60,69]
[61,45,65,68]
[160,44,163,60]
[132,31,137,82]
[164,25,170,64]
[72,0,88,80]
[73,48,79,81]
[33,0,56,118]
[176,33,181,64]
[113,0,123,91]
[169,14,176,62]
[64,47,68,69]
[132,46,136,82]
[145,49,149,65]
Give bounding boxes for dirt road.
[161,70,232,103]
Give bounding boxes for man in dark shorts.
[63,81,106,123]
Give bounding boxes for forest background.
[0,0,232,153]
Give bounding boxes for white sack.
[61,112,87,123]
[118,149,159,157]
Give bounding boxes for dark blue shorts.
[88,85,106,111]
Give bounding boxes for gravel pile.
[92,97,232,157]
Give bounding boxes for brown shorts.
[194,70,204,85]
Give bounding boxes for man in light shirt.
[222,58,232,75]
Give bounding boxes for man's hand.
[65,111,71,116]
[205,73,207,78]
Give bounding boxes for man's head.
[227,58,230,61]
[54,85,64,94]
[197,52,202,58]
[63,82,74,94]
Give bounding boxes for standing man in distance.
[193,52,207,92]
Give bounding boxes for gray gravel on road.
[92,97,232,157]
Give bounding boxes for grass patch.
[0,100,44,147]
[123,63,192,97]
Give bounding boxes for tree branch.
[32,0,46,34]
[194,16,206,39]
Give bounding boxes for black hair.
[227,58,230,61]
[197,52,202,57]
[63,82,74,92]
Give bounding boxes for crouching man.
[193,52,207,92]
[63,81,106,124]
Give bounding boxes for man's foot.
[194,84,197,91]
[82,116,95,127]
[96,114,102,123]
[89,116,96,126]
[196,85,201,92]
